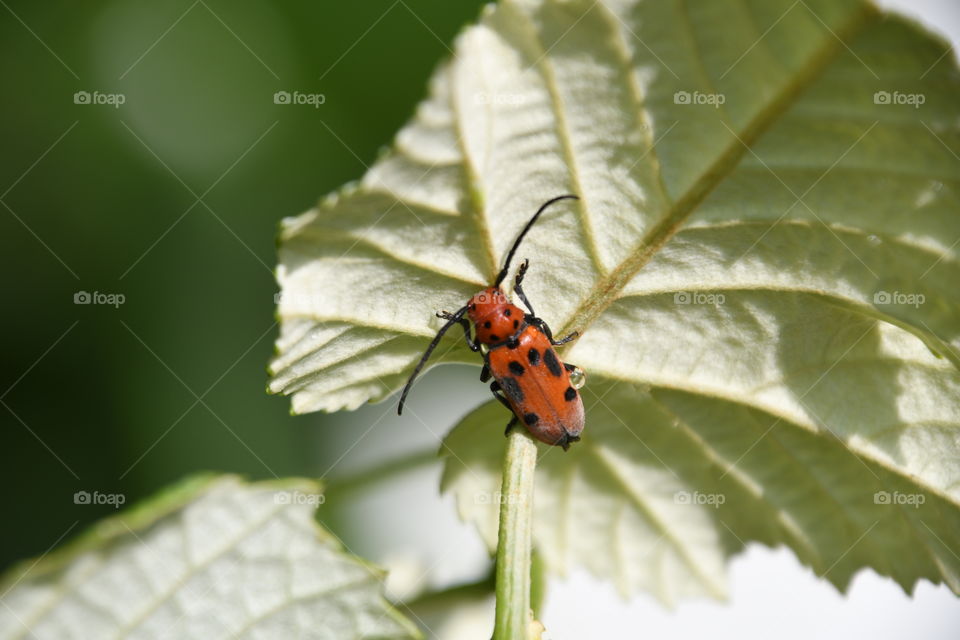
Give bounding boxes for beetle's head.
[466,287,523,344]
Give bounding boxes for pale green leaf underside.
[270,0,960,601]
[0,477,419,639]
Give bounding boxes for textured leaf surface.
[270,0,960,602]
[0,476,419,639]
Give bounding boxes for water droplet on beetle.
[569,367,586,389]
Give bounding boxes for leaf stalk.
[493,428,541,639]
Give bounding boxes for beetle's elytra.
[398,195,586,450]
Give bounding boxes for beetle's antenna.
[398,305,469,415]
[493,194,579,287]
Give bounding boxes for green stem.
[529,549,547,621]
[493,428,540,640]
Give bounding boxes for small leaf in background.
[0,476,419,639]
[269,0,960,604]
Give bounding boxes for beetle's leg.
[489,381,511,410]
[503,415,519,437]
[459,319,480,351]
[480,363,491,382]
[437,310,479,351]
[525,314,573,347]
[528,313,580,347]
[551,331,579,346]
[513,259,536,316]
[515,259,529,286]
[558,431,580,452]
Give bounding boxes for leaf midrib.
[554,3,880,341]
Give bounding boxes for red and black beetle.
[398,195,585,450]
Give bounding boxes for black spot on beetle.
[504,308,511,317]
[501,377,524,403]
[564,386,577,401]
[484,321,491,329]
[543,349,563,376]
[523,412,539,426]
[507,338,520,349]
[513,319,519,329]
[527,348,540,366]
[508,361,525,376]
[489,334,500,342]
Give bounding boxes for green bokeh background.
[0,0,486,572]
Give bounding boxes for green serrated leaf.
[269,0,960,602]
[0,476,421,639]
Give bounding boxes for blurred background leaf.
[0,0,485,572]
[0,475,421,639]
